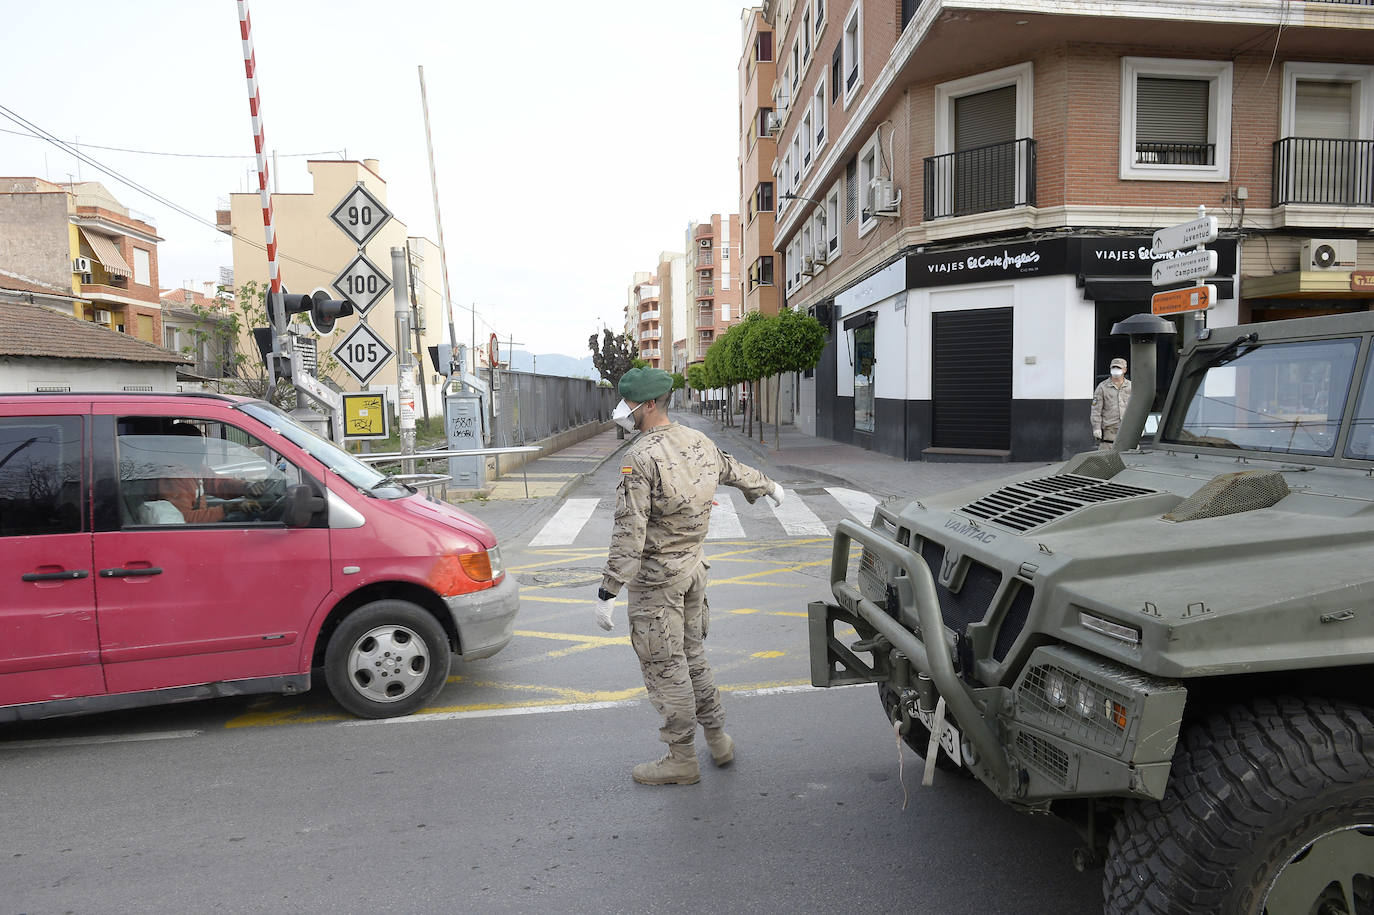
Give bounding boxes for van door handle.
[22,569,90,582]
[99,567,164,578]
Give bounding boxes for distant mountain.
[506,349,598,380]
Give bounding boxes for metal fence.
[490,369,616,447]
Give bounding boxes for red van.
[0,392,518,721]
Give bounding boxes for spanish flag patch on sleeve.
[620,465,634,474]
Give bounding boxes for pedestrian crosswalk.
[524,485,891,548]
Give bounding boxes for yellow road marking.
[751,650,784,659]
[728,608,760,615]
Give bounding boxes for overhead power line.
[0,125,345,160]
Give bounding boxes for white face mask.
[612,399,643,432]
[1110,368,1124,378]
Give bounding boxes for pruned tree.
[743,307,827,448]
[589,328,638,437]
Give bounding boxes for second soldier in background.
[595,367,784,785]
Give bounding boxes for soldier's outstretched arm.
[601,456,652,594]
[716,447,775,504]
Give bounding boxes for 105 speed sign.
[333,320,395,385]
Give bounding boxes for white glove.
[595,593,615,631]
[767,482,785,507]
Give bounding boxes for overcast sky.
[0,1,748,356]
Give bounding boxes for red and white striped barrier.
[237,0,280,319]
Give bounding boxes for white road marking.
[0,729,203,750]
[342,684,855,727]
[707,489,745,539]
[529,498,599,546]
[767,489,830,537]
[826,487,879,523]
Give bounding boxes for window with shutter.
[1120,57,1231,181]
[845,158,857,222]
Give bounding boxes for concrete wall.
[0,357,178,393]
[0,193,73,288]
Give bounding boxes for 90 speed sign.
[332,321,395,385]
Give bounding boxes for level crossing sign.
[331,252,392,315]
[329,183,392,247]
[333,320,395,385]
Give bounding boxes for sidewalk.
[484,426,630,500]
[677,411,1054,503]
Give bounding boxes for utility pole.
[392,246,415,458]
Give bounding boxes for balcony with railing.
[697,251,714,266]
[923,138,1036,220]
[1135,142,1215,166]
[696,286,715,300]
[1272,137,1374,207]
[636,285,660,305]
[639,328,660,342]
[638,309,660,323]
[696,308,714,328]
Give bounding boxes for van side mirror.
[285,483,326,528]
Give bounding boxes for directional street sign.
[1152,249,1218,287]
[331,252,393,315]
[1152,283,1216,316]
[329,183,393,247]
[1152,214,1218,256]
[333,320,395,385]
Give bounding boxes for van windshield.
[1160,337,1361,457]
[238,402,410,498]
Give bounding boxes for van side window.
[0,415,84,536]
[116,416,303,527]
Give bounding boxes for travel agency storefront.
[810,233,1237,462]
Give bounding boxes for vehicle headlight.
[1074,681,1096,718]
[487,545,504,580]
[1045,670,1069,708]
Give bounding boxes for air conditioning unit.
[72,256,91,273]
[699,238,712,248]
[870,177,901,215]
[766,111,784,136]
[1302,238,1357,271]
[813,239,829,264]
[801,255,815,275]
[94,309,112,324]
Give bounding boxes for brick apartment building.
[739,7,782,323]
[756,0,1374,462]
[685,213,743,368]
[0,178,165,345]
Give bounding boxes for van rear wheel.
[1103,697,1374,914]
[324,600,451,719]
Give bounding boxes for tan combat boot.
[632,742,700,786]
[704,728,734,766]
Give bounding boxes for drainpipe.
[1110,313,1176,451]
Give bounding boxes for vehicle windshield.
[239,401,411,498]
[1160,336,1361,457]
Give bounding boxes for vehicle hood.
[391,491,497,548]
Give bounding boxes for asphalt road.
[0,426,1104,914]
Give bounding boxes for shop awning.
[1081,277,1234,301]
[841,309,877,330]
[79,229,131,278]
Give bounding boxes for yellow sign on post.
[342,391,390,440]
[1151,283,1216,316]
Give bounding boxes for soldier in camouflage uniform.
[595,367,783,786]
[1091,357,1132,450]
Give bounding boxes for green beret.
[619,367,673,403]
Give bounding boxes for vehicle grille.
[918,540,1002,634]
[993,582,1034,662]
[1015,732,1070,787]
[960,474,1156,532]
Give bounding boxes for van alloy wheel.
[324,600,451,719]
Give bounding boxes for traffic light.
[268,287,355,335]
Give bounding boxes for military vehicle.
[809,310,1374,913]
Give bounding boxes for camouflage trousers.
[1097,423,1120,451]
[627,560,723,747]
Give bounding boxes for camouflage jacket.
[601,422,775,594]
[1090,378,1132,439]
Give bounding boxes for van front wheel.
[324,600,451,719]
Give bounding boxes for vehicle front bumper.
[809,519,1185,804]
[445,573,519,661]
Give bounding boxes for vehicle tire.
[1102,696,1374,915]
[877,683,971,777]
[324,600,451,719]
